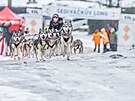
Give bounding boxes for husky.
[60,20,73,60]
[73,39,83,54]
[10,31,23,60]
[33,30,48,62]
[22,33,33,58]
[46,29,59,58]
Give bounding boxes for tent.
[0,6,25,31]
[0,6,23,30]
[0,7,23,56]
[0,6,22,21]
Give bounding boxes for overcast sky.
[0,0,135,8]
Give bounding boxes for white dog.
[60,20,73,60]
[10,31,23,60]
[33,31,48,62]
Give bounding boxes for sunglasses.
[53,16,58,18]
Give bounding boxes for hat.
[101,28,106,32]
[95,29,99,32]
[53,14,59,18]
[110,28,115,33]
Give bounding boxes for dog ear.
[44,30,47,34]
[65,19,72,24]
[44,27,49,33]
[48,29,50,33]
[21,33,24,36]
[51,28,55,33]
[18,30,21,34]
[39,28,42,31]
[39,28,42,34]
[39,31,43,35]
[13,30,17,34]
[13,31,16,35]
[65,20,68,24]
[48,29,52,33]
[54,29,58,33]
[69,20,72,23]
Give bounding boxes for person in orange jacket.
[93,29,105,53]
[101,28,109,53]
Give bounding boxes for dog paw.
[24,62,27,64]
[40,59,45,62]
[62,54,65,57]
[18,57,20,60]
[67,57,70,60]
[42,59,45,61]
[36,60,39,62]
[48,56,51,58]
[67,56,70,60]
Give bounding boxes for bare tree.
[8,0,12,8]
[117,0,120,7]
[108,0,112,7]
[27,0,37,4]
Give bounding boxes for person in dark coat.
[49,14,63,32]
[110,28,117,51]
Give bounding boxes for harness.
[13,39,22,48]
[75,45,80,50]
[41,44,46,50]
[63,37,69,42]
[24,43,31,50]
[14,43,20,48]
[40,40,47,50]
[47,40,57,49]
[61,28,73,43]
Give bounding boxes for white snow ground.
[0,31,135,101]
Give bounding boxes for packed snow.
[0,31,135,101]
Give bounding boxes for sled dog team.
[10,19,83,61]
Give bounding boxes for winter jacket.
[110,32,117,44]
[115,31,119,37]
[93,31,101,45]
[49,17,63,31]
[101,28,109,44]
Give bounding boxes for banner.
[118,14,135,48]
[19,14,42,34]
[26,8,42,15]
[43,6,121,20]
[120,14,135,21]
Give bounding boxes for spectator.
[114,27,119,37]
[93,29,105,53]
[110,28,117,51]
[101,28,109,53]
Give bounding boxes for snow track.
[0,50,135,101]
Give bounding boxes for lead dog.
[10,31,23,60]
[22,33,33,58]
[33,31,48,61]
[46,29,59,58]
[60,20,73,60]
